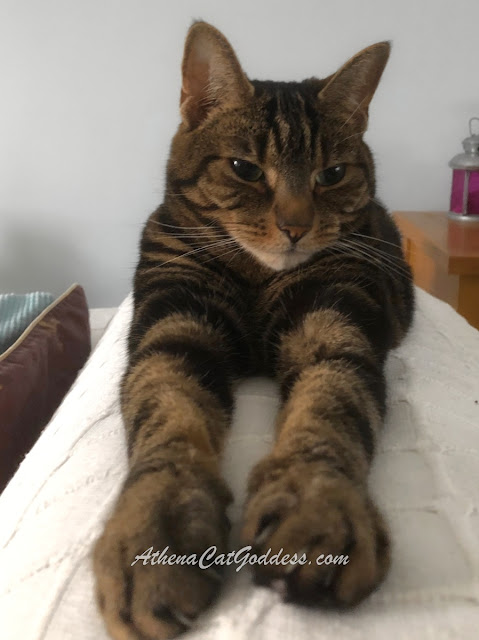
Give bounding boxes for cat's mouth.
[238,239,315,271]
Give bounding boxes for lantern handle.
[470,117,479,136]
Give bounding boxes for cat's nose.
[277,223,311,244]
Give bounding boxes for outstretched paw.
[94,468,231,639]
[242,458,389,606]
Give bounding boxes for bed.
[1,286,479,640]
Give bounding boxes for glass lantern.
[449,117,479,218]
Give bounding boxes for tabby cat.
[93,21,414,640]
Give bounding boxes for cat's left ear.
[180,21,254,129]
[318,42,390,127]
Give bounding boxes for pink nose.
[276,223,311,244]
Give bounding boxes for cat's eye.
[230,159,264,182]
[316,164,346,187]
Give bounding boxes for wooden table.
[393,211,479,331]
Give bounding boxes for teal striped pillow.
[0,292,55,354]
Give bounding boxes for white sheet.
[1,287,479,640]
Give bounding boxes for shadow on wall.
[0,223,91,304]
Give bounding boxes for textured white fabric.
[88,307,117,351]
[1,287,479,640]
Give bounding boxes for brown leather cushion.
[0,284,91,491]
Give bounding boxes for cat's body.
[94,22,414,640]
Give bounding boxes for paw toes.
[243,473,390,608]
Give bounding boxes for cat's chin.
[240,243,314,271]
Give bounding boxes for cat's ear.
[318,42,390,127]
[180,22,253,129]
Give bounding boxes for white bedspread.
[1,287,479,640]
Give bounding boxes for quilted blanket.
[1,287,479,640]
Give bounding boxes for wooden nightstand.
[393,211,479,330]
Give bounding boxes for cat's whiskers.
[344,236,408,265]
[139,238,239,274]
[150,220,222,231]
[344,239,412,273]
[159,238,238,266]
[150,219,248,235]
[152,232,232,240]
[148,226,232,240]
[335,239,411,281]
[349,231,404,250]
[339,237,406,269]
[336,130,367,145]
[332,239,407,278]
[352,247,412,275]
[334,94,370,135]
[326,243,381,279]
[203,244,245,266]
[349,230,419,259]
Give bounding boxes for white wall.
[1,0,478,306]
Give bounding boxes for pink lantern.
[449,117,479,218]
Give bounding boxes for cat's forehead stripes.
[252,83,322,170]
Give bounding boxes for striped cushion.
[0,292,55,354]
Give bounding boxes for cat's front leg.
[93,301,243,640]
[242,308,390,605]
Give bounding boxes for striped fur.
[94,21,414,640]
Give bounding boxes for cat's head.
[167,21,390,271]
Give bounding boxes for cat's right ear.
[180,22,253,129]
